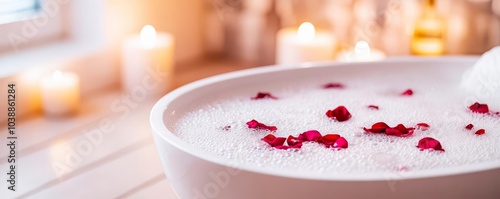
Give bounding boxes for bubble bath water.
[174,81,500,174]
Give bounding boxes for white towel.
[462,46,500,106]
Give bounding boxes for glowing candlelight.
[297,22,315,43]
[140,25,157,49]
[122,25,175,95]
[276,22,337,64]
[40,70,81,116]
[337,41,386,62]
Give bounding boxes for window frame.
[0,0,65,53]
[0,0,41,24]
[0,0,106,79]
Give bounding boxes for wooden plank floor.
[0,59,252,199]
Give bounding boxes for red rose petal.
[416,123,430,131]
[364,122,390,133]
[323,83,345,89]
[261,134,276,143]
[372,122,390,129]
[270,132,348,150]
[298,130,322,142]
[333,137,348,149]
[261,134,286,147]
[319,134,340,146]
[251,92,278,100]
[417,137,444,151]
[246,119,277,131]
[287,135,303,148]
[405,128,416,134]
[364,123,414,137]
[263,135,303,150]
[468,102,489,114]
[274,145,291,150]
[394,124,409,133]
[274,145,302,150]
[475,129,485,135]
[326,106,352,122]
[384,128,400,136]
[368,105,379,110]
[386,124,414,137]
[401,89,414,96]
[465,124,474,130]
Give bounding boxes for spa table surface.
[0,59,253,199]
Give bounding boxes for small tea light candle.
[337,41,386,62]
[40,70,80,116]
[276,22,336,64]
[121,25,174,95]
[19,71,43,111]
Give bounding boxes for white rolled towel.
[461,46,500,107]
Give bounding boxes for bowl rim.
[151,56,500,181]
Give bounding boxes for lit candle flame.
[53,70,62,80]
[297,22,315,43]
[140,25,157,49]
[354,40,371,59]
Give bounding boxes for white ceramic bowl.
[151,57,500,199]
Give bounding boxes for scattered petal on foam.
[251,92,278,100]
[318,134,340,146]
[332,137,348,149]
[468,102,489,114]
[416,123,430,131]
[475,129,485,135]
[261,134,286,147]
[401,89,414,96]
[298,130,322,142]
[363,122,390,133]
[326,106,352,122]
[368,105,379,110]
[417,137,444,152]
[323,83,345,89]
[287,135,303,148]
[364,122,414,137]
[465,124,474,130]
[246,119,277,131]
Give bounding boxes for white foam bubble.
[173,82,500,174]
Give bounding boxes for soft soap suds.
[174,82,500,174]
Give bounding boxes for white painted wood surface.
[0,92,178,199]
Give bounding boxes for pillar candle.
[40,70,80,116]
[121,25,174,96]
[276,22,336,64]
